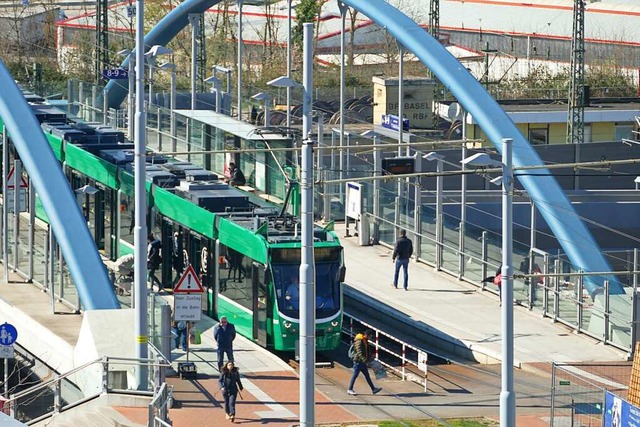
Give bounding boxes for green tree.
[293,0,321,49]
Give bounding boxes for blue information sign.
[381,114,409,132]
[0,323,17,346]
[102,68,129,81]
[604,391,640,426]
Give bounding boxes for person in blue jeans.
[347,330,382,396]
[174,320,188,351]
[392,229,413,290]
[218,361,243,422]
[214,316,236,371]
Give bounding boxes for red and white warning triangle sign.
[7,166,28,189]
[174,264,204,293]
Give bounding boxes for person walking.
[218,361,243,422]
[392,229,413,290]
[481,265,503,305]
[347,330,382,396]
[214,316,237,371]
[147,234,162,290]
[172,231,184,283]
[174,320,187,351]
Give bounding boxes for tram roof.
[174,110,291,142]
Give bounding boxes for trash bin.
[358,215,370,246]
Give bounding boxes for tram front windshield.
[273,262,340,319]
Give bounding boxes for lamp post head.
[360,130,381,139]
[460,152,502,168]
[75,184,99,195]
[251,92,271,102]
[145,45,173,58]
[267,76,302,88]
[423,152,445,162]
[205,75,221,86]
[490,176,503,186]
[158,62,176,71]
[213,65,233,75]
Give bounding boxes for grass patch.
[366,419,498,427]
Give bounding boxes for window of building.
[615,123,633,142]
[528,128,548,145]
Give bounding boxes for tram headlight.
[331,321,339,327]
[283,321,292,329]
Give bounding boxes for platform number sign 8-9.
[102,68,129,81]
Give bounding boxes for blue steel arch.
[105,0,223,109]
[0,62,120,310]
[105,0,618,295]
[341,0,618,295]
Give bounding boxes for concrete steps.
[33,395,149,427]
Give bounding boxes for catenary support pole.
[299,21,315,427]
[134,0,149,390]
[237,0,243,120]
[500,137,515,427]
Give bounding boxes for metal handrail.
[344,312,429,392]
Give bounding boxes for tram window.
[219,244,253,311]
[272,263,340,317]
[120,195,135,246]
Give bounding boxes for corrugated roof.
[56,0,640,46]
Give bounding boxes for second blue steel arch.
[105,0,619,297]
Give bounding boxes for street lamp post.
[251,92,272,126]
[461,138,515,427]
[144,45,173,109]
[117,49,135,141]
[158,63,176,152]
[213,66,232,115]
[423,152,444,268]
[267,76,303,166]
[205,75,222,113]
[361,130,381,243]
[213,66,232,94]
[74,184,99,224]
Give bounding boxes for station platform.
[336,223,628,367]
[0,226,630,426]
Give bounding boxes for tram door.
[253,263,267,347]
[160,220,176,287]
[70,173,105,251]
[183,230,213,310]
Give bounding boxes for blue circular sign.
[0,323,17,346]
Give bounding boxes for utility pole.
[196,14,207,93]
[568,0,586,144]
[428,0,439,43]
[481,42,498,90]
[428,0,441,122]
[95,0,109,83]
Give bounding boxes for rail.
[149,382,173,427]
[6,355,171,425]
[343,312,429,392]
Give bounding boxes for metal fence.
[343,312,429,392]
[64,79,640,355]
[550,362,630,427]
[6,355,170,425]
